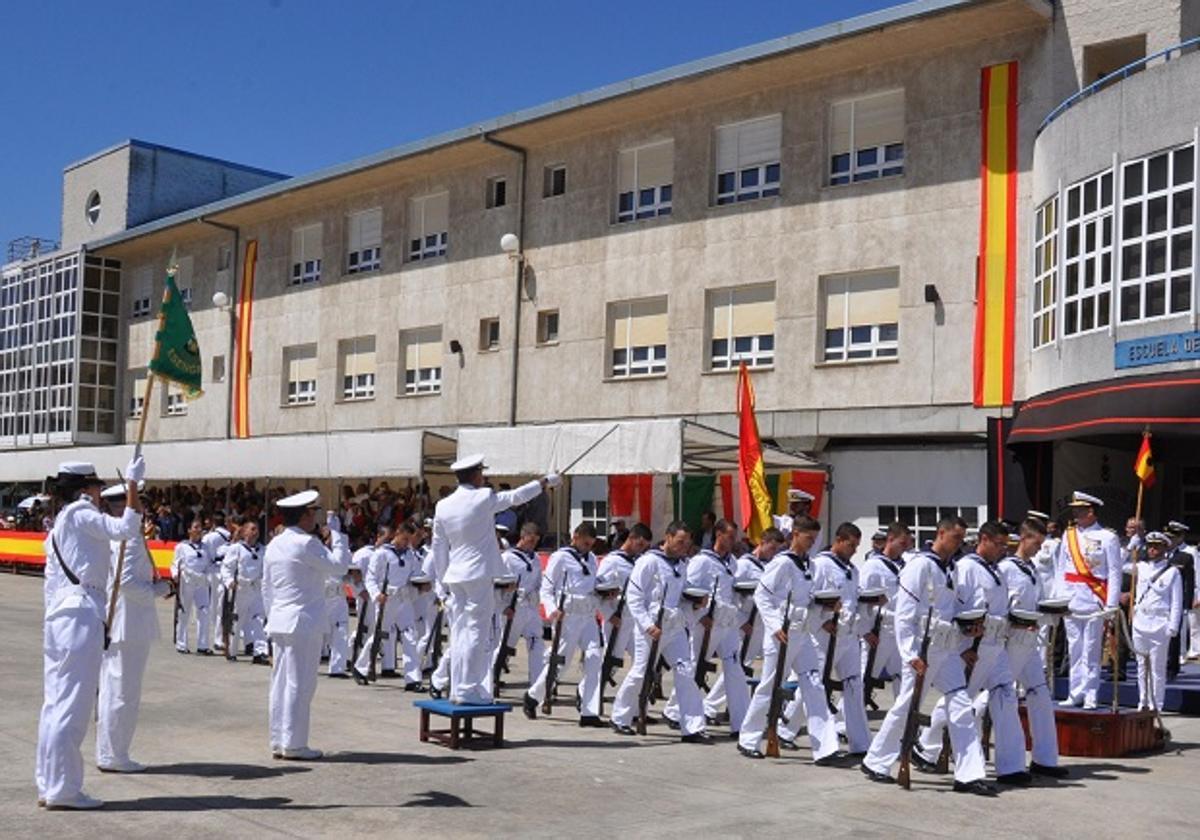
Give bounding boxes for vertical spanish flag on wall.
[973,61,1019,408]
[737,363,774,540]
[232,239,257,438]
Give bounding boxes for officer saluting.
[262,490,350,760]
[36,456,146,810]
[429,455,555,705]
[772,488,814,538]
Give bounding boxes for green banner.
[671,475,715,533]
[149,270,203,397]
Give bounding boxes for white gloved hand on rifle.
[326,511,342,533]
[125,454,146,484]
[543,473,562,489]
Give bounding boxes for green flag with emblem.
[149,268,203,397]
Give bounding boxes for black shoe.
[328,672,350,679]
[351,668,370,686]
[225,655,237,662]
[522,693,538,720]
[252,655,270,666]
[611,722,636,736]
[379,669,399,679]
[429,686,443,700]
[813,751,846,767]
[579,716,605,728]
[404,682,427,693]
[196,649,213,657]
[1029,762,1069,779]
[910,748,944,774]
[176,648,190,655]
[681,732,713,744]
[665,717,680,731]
[861,764,895,784]
[953,779,998,796]
[575,695,582,712]
[705,714,721,727]
[737,744,765,759]
[727,731,740,739]
[996,771,1033,786]
[777,737,800,752]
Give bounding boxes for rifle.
[694,580,719,690]
[172,575,183,648]
[351,587,369,664]
[366,561,391,682]
[822,603,841,714]
[740,603,758,677]
[601,579,631,690]
[898,607,935,790]
[426,601,445,673]
[764,592,794,758]
[863,605,886,711]
[636,600,668,735]
[541,592,568,715]
[221,554,239,659]
[492,587,521,690]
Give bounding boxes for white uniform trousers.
[354,598,404,674]
[492,607,545,686]
[528,613,604,716]
[812,630,871,752]
[401,611,427,684]
[176,574,211,652]
[206,575,223,650]
[1010,638,1060,767]
[36,607,104,802]
[415,595,440,670]
[324,595,350,675]
[1187,608,1200,658]
[863,644,986,784]
[920,641,1025,775]
[739,631,838,758]
[96,639,152,767]
[233,584,269,656]
[1064,613,1105,704]
[611,625,706,734]
[697,626,750,728]
[1133,626,1171,711]
[269,631,323,751]
[447,578,495,704]
[862,625,903,697]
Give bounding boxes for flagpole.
[1130,428,1151,631]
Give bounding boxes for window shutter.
[846,272,900,326]
[738,115,782,167]
[854,90,904,149]
[731,285,775,336]
[348,209,382,251]
[715,124,739,174]
[637,141,674,188]
[609,304,631,350]
[628,298,668,344]
[830,101,853,157]
[617,149,637,195]
[294,223,322,263]
[175,256,194,288]
[289,345,317,383]
[291,227,305,263]
[425,193,449,234]
[824,277,848,330]
[710,292,732,341]
[405,328,442,369]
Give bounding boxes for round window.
[85,191,102,225]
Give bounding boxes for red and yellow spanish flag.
[232,239,257,438]
[973,61,1019,408]
[737,362,774,541]
[1134,431,1155,488]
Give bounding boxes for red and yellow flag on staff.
[232,239,258,438]
[973,61,1019,408]
[1134,431,1155,488]
[736,362,774,541]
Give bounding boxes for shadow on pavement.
[142,762,312,781]
[101,795,342,812]
[400,790,473,808]
[320,751,472,765]
[505,737,678,750]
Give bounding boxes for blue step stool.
[414,699,512,749]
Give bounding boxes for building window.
[580,499,609,534]
[487,177,507,209]
[715,114,781,205]
[180,287,193,308]
[290,223,323,285]
[830,90,905,185]
[212,355,226,384]
[1032,197,1059,349]
[821,270,899,363]
[77,256,121,437]
[1182,466,1200,523]
[608,297,667,378]
[708,284,775,370]
[283,344,318,405]
[86,191,102,225]
[877,504,980,549]
[544,165,567,198]
[163,382,188,416]
[346,208,383,274]
[217,245,233,273]
[128,369,147,418]
[408,193,449,261]
[1119,145,1194,323]
[132,296,151,318]
[401,327,443,395]
[1061,169,1114,336]
[339,335,376,401]
[537,309,559,344]
[617,141,673,222]
[479,318,500,351]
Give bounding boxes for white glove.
[125,454,146,483]
[326,511,342,533]
[544,473,562,488]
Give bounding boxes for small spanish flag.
[736,363,774,541]
[1134,431,1155,488]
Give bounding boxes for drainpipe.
[200,217,239,439]
[481,133,527,427]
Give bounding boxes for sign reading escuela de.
[1114,329,1200,370]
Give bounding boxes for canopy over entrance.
[455,418,819,476]
[0,429,457,483]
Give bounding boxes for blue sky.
[0,0,900,251]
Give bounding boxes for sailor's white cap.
[100,480,145,499]
[495,523,510,533]
[787,489,815,503]
[1068,491,1103,508]
[1025,510,1050,522]
[493,574,518,588]
[1146,531,1171,545]
[1165,520,1190,534]
[451,454,486,472]
[278,489,320,509]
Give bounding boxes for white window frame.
[283,344,318,406]
[1032,196,1059,350]
[1117,143,1195,325]
[128,370,147,418]
[339,336,376,401]
[401,327,443,395]
[829,90,905,186]
[821,271,900,363]
[616,140,673,223]
[715,115,781,205]
[486,176,507,209]
[131,296,151,318]
[537,309,559,345]
[290,223,323,286]
[1061,169,1114,337]
[876,504,981,549]
[479,318,500,352]
[408,193,449,262]
[346,208,383,275]
[580,499,609,534]
[164,382,188,417]
[608,298,668,379]
[708,285,775,371]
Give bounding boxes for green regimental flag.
[149,269,203,397]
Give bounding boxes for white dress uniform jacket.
[1132,559,1182,711]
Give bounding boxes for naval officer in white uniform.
[429,454,556,705]
[262,490,350,760]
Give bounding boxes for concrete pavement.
[0,572,1195,839]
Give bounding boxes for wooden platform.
[414,699,511,750]
[1018,705,1165,757]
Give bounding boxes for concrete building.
[3,0,1199,537]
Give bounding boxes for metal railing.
[5,236,60,265]
[1038,36,1200,135]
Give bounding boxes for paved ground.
[1,572,1196,839]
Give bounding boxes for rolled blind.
[348,208,382,251]
[404,328,442,369]
[853,90,904,149]
[628,298,668,345]
[847,272,899,326]
[292,223,323,263]
[731,285,775,336]
[288,345,318,383]
[343,336,376,377]
[638,141,674,187]
[715,115,781,173]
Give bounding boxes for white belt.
[563,594,598,616]
[714,602,741,627]
[981,615,1007,645]
[927,618,959,650]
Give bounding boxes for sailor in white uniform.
[1054,491,1122,709]
[222,520,269,663]
[36,457,145,810]
[429,454,553,705]
[731,526,786,676]
[202,513,233,652]
[772,488,814,539]
[1132,531,1183,711]
[171,520,212,654]
[262,490,350,760]
[860,522,909,700]
[497,521,548,687]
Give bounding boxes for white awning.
[455,419,818,476]
[0,430,457,482]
